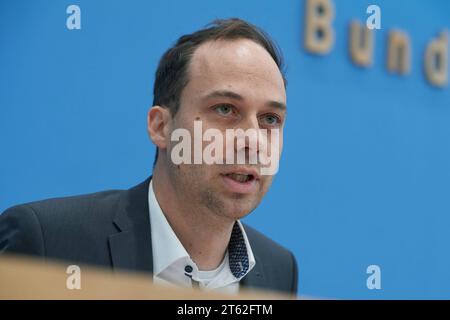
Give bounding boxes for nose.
[233,115,260,165]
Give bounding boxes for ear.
[147,106,172,150]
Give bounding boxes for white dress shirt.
[148,180,255,294]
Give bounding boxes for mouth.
[224,173,255,183]
[220,168,260,194]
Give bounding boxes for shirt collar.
[228,219,255,278]
[148,180,255,280]
[148,180,190,276]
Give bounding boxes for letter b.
[304,0,335,54]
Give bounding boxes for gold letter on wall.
[424,31,448,88]
[349,20,374,67]
[304,0,335,54]
[387,30,411,75]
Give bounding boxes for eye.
[213,104,235,116]
[260,113,281,127]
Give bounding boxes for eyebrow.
[203,90,286,111]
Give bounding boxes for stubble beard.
[167,161,264,222]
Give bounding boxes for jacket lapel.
[240,255,266,289]
[109,177,153,274]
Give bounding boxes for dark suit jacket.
[0,177,298,296]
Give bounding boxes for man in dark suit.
[0,18,297,296]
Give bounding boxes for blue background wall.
[1,0,449,299]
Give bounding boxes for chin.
[222,195,260,219]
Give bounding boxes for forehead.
[182,39,286,104]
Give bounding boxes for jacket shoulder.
[12,188,124,217]
[1,189,124,233]
[0,188,126,261]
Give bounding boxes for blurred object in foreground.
[0,254,294,300]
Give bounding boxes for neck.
[152,163,235,271]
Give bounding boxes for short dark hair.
[152,18,286,168]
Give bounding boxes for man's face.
[166,39,286,220]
